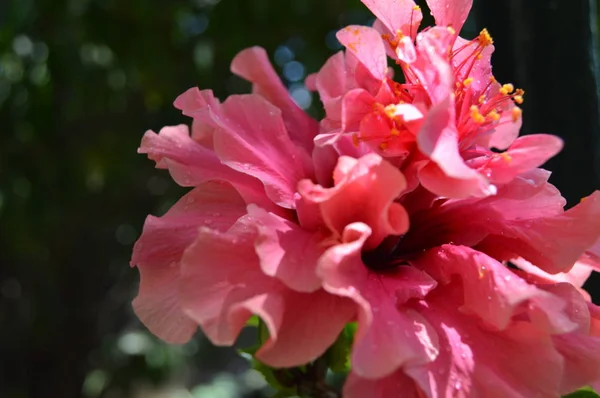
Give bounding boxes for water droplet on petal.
[204,219,213,225]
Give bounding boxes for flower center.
[362,235,409,271]
[367,27,525,153]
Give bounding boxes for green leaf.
[252,360,298,395]
[326,328,352,373]
[563,387,600,398]
[246,315,260,327]
[258,317,270,345]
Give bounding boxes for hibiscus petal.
[407,289,566,398]
[483,191,600,274]
[361,0,422,39]
[413,245,577,333]
[316,51,350,102]
[552,331,600,394]
[256,289,355,367]
[298,154,409,250]
[341,88,376,132]
[180,218,354,368]
[511,257,593,291]
[212,95,314,208]
[246,205,325,293]
[417,99,492,198]
[451,37,494,92]
[131,182,246,343]
[482,134,563,184]
[318,223,439,379]
[138,125,275,211]
[344,370,421,398]
[337,25,387,82]
[426,0,473,33]
[230,46,319,151]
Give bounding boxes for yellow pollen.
[390,128,401,136]
[379,142,389,150]
[463,77,474,87]
[515,88,525,96]
[470,105,485,124]
[489,76,497,83]
[384,104,398,118]
[487,110,500,121]
[478,28,494,46]
[511,107,522,122]
[513,95,524,104]
[581,196,588,203]
[499,83,515,95]
[447,26,456,35]
[476,54,483,60]
[478,95,486,104]
[413,5,421,11]
[352,133,360,147]
[500,152,512,163]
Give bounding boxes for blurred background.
[0,0,599,397]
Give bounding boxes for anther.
[478,29,494,46]
[511,107,522,122]
[487,110,500,121]
[499,83,514,95]
[463,77,474,87]
[470,105,486,124]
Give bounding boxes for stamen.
[478,28,494,46]
[463,77,474,87]
[511,107,522,122]
[513,95,524,104]
[487,110,500,121]
[499,83,514,95]
[470,105,486,124]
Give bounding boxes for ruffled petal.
[426,0,473,33]
[344,370,421,398]
[246,204,325,293]
[407,288,566,398]
[477,134,563,184]
[337,25,388,82]
[413,245,578,333]
[179,217,354,368]
[482,191,600,274]
[318,223,439,379]
[213,95,314,208]
[417,99,492,198]
[298,154,409,250]
[131,182,247,343]
[138,125,274,211]
[361,0,422,39]
[230,47,319,151]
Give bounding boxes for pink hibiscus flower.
[130,1,600,397]
[308,0,562,198]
